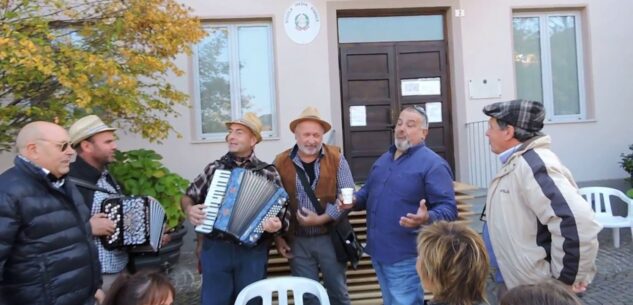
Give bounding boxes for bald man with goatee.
[0,122,102,305]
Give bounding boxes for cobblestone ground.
[582,230,633,305]
[169,230,633,305]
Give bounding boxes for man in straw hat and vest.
[339,106,457,305]
[274,106,355,305]
[481,99,600,300]
[182,112,285,305]
[68,115,126,292]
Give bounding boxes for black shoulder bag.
[293,163,363,269]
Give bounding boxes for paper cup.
[341,188,354,204]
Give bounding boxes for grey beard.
[298,142,323,156]
[394,138,411,151]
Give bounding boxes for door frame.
[336,8,455,181]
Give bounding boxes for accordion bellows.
[195,168,288,246]
[101,196,165,252]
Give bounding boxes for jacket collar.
[14,156,72,194]
[70,155,103,182]
[493,135,551,179]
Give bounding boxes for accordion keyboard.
[195,169,231,234]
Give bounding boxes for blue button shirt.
[355,143,457,263]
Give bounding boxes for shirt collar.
[499,143,522,164]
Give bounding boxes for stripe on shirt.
[523,149,580,285]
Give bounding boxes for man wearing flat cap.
[181,112,284,305]
[68,115,126,292]
[273,106,355,305]
[481,99,601,300]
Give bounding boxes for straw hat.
[69,115,117,147]
[224,112,263,143]
[289,106,332,133]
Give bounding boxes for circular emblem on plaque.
[284,1,320,44]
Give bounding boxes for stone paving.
[168,229,633,305]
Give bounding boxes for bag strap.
[69,177,118,195]
[293,163,325,215]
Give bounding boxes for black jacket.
[68,156,121,210]
[0,157,101,305]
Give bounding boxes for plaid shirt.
[93,171,128,274]
[289,145,355,236]
[186,152,281,204]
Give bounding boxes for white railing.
[466,121,501,188]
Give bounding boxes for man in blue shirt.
[341,106,457,305]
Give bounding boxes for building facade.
[1,0,631,187]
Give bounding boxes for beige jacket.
[486,135,602,289]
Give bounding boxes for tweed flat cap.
[483,99,545,132]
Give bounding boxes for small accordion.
[195,168,288,246]
[101,196,166,252]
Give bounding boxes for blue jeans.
[200,238,269,305]
[372,257,424,305]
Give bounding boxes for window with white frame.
[512,12,586,121]
[193,22,277,140]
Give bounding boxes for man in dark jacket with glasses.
[0,121,101,305]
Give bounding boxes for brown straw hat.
[289,106,332,133]
[69,115,117,147]
[224,112,263,143]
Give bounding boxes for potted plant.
[620,144,633,198]
[109,149,190,271]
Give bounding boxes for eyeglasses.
[37,139,72,152]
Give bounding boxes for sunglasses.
[38,139,72,152]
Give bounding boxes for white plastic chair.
[234,276,331,305]
[579,187,633,248]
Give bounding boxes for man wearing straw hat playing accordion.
[68,115,128,292]
[181,112,285,305]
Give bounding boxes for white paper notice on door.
[401,78,441,96]
[425,102,442,123]
[349,106,367,126]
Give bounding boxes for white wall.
[459,0,633,182]
[1,0,630,184]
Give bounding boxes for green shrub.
[109,149,189,229]
[621,144,633,187]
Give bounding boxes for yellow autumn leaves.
[0,0,206,150]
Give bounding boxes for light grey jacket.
[486,135,602,289]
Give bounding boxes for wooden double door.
[340,41,454,182]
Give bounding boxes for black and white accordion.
[101,196,166,252]
[194,168,288,246]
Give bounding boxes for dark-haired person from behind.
[102,269,175,305]
[500,280,583,305]
[416,221,490,305]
